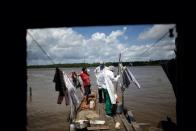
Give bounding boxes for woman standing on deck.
[80,67,91,102]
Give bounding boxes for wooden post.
[30,87,32,101]
[30,87,32,96]
[115,53,122,114]
[116,53,121,92]
[122,89,124,110]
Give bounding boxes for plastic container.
[89,100,94,109]
[70,124,76,131]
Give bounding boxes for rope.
[139,26,176,57]
[27,31,56,65]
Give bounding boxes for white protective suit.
[95,66,120,104]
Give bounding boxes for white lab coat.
[94,66,109,89]
[95,67,120,104]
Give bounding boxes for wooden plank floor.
[75,90,145,131]
[93,98,129,131]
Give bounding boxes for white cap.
[99,60,104,64]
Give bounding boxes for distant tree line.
[27,59,172,69]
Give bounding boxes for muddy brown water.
[27,66,176,131]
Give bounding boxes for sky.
[27,24,176,65]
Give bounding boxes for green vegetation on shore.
[27,59,172,68]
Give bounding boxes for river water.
[27,66,176,131]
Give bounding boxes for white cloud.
[106,28,126,43]
[27,27,127,65]
[123,27,127,31]
[27,26,175,65]
[121,39,176,62]
[138,24,175,40]
[90,28,127,44]
[91,32,106,41]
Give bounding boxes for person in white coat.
[95,63,120,117]
[94,62,107,103]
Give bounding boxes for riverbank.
[27,59,171,69]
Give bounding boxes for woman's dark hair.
[82,67,86,71]
[56,67,59,71]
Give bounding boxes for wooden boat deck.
[94,102,133,131]
[73,90,154,131]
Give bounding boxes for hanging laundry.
[53,67,66,92]
[121,67,141,89]
[57,91,65,104]
[53,68,70,105]
[63,72,80,120]
[122,68,132,88]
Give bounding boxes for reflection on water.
[27,66,176,131]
